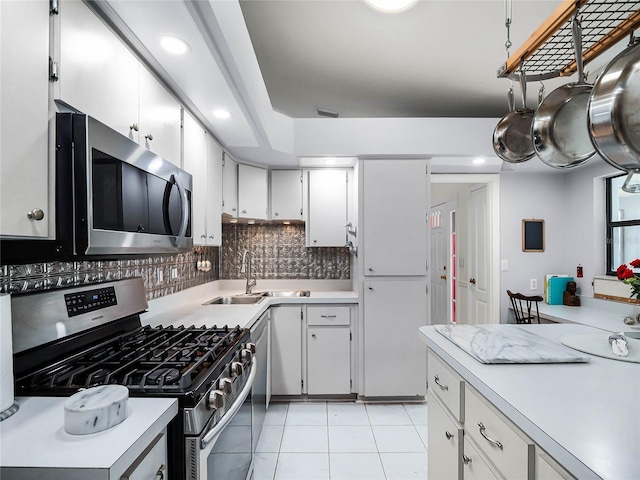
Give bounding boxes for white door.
[468,186,489,324]
[431,200,455,325]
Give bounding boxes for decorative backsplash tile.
[0,247,219,300]
[220,223,350,280]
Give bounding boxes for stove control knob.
[241,348,253,363]
[245,342,256,354]
[230,361,244,377]
[218,377,233,394]
[207,389,225,410]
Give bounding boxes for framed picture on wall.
[522,219,545,252]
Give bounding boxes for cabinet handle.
[368,286,374,292]
[27,208,45,221]
[311,334,316,338]
[155,464,166,480]
[433,375,448,391]
[201,234,207,239]
[130,123,139,132]
[320,315,337,319]
[232,208,237,212]
[478,422,503,450]
[274,212,279,216]
[368,267,374,272]
[462,454,472,465]
[209,234,215,239]
[145,133,154,141]
[242,209,247,214]
[445,431,453,440]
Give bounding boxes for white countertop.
[420,324,640,480]
[141,281,358,330]
[0,396,177,476]
[537,300,640,333]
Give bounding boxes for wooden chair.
[507,290,544,324]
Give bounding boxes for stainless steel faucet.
[240,249,256,294]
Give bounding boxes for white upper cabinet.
[58,0,139,139]
[0,0,50,237]
[306,169,350,247]
[137,66,181,166]
[238,163,268,220]
[182,111,207,244]
[270,170,303,221]
[222,153,238,217]
[58,0,180,165]
[204,133,223,246]
[362,159,428,276]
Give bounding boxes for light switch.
[501,259,509,271]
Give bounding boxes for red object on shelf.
[577,265,583,278]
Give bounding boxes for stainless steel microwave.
[57,112,193,256]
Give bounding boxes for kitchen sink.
[258,290,311,297]
[203,296,266,305]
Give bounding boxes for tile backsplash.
[0,246,219,300]
[220,223,350,280]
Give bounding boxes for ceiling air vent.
[316,108,339,118]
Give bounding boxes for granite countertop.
[141,280,358,330]
[0,396,177,476]
[421,323,640,480]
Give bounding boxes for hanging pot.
[589,34,640,193]
[532,14,595,169]
[493,70,536,163]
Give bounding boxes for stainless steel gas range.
[11,277,256,480]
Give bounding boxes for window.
[606,174,640,274]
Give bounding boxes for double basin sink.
[204,290,310,305]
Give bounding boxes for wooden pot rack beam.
[497,0,640,80]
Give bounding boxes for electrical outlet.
[530,278,538,290]
[501,259,509,271]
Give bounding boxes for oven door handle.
[200,356,257,450]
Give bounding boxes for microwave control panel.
[64,286,118,317]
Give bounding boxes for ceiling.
[95,0,630,172]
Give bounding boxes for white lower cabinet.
[427,391,462,480]
[535,452,575,480]
[120,431,167,480]
[270,306,303,396]
[306,306,351,395]
[462,437,502,480]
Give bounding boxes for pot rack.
[497,0,640,81]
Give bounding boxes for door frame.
[431,174,500,324]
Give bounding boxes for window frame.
[605,173,640,275]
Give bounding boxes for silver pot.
[532,14,595,169]
[493,72,536,164]
[588,35,640,192]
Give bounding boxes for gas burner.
[147,367,181,385]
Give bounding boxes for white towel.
[608,333,629,357]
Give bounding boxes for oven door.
[188,357,257,480]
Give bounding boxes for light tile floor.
[253,402,428,480]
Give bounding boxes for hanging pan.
[589,32,640,193]
[532,12,595,169]
[493,69,536,163]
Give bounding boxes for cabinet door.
[271,170,303,220]
[205,134,223,246]
[362,159,428,275]
[462,438,502,480]
[222,153,238,217]
[120,432,167,480]
[427,392,462,480]
[270,306,303,396]
[363,280,427,397]
[58,0,139,139]
[0,0,50,237]
[183,111,206,244]
[307,327,350,395]
[137,66,181,166]
[238,163,268,219]
[307,169,348,247]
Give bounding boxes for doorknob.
[440,275,447,280]
[470,278,476,285]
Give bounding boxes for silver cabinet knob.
[201,234,207,239]
[155,464,166,480]
[232,208,237,212]
[130,123,139,132]
[242,209,247,214]
[368,267,374,272]
[218,377,233,394]
[462,454,472,465]
[27,208,45,221]
[311,334,316,338]
[145,133,153,141]
[209,234,215,239]
[274,212,279,216]
[207,389,225,410]
[445,431,453,440]
[313,239,317,243]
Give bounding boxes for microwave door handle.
[200,357,257,450]
[171,174,189,247]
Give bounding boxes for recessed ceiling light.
[473,157,486,165]
[160,35,190,55]
[213,109,232,119]
[365,0,418,13]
